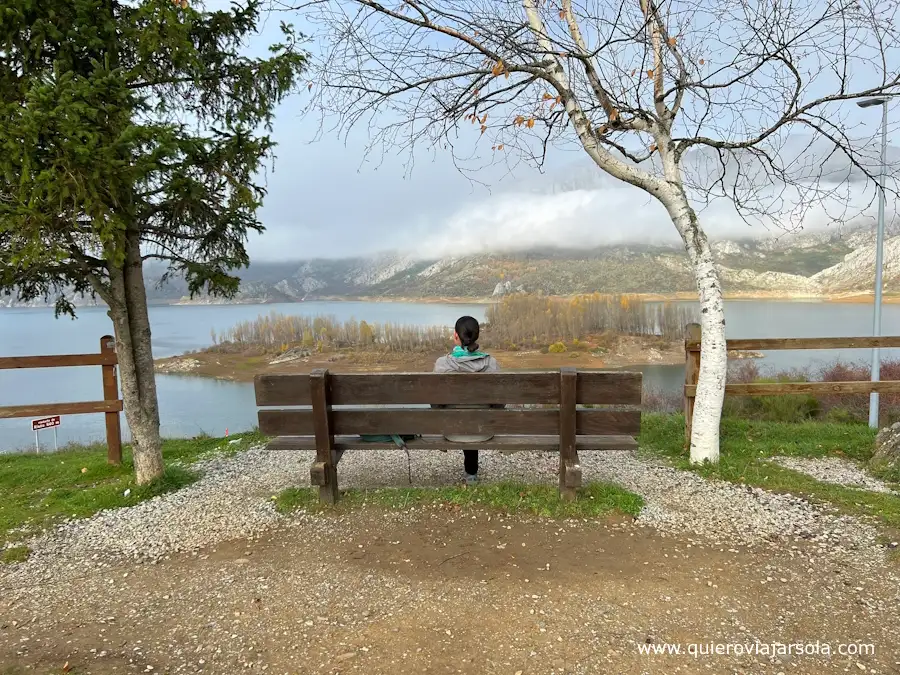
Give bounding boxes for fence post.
[100,336,122,465]
[684,323,701,451]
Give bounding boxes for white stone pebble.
[768,455,899,495]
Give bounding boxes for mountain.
[2,223,898,308]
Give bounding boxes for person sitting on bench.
[433,315,501,485]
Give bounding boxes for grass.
[275,480,644,519]
[1,545,30,564]
[0,429,264,549]
[640,414,900,529]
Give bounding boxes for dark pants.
[464,449,478,476]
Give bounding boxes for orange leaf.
[504,71,509,79]
[481,113,488,124]
[542,92,553,100]
[555,95,562,104]
[307,83,313,91]
[650,144,657,152]
[647,69,654,77]
[559,9,565,17]
[699,58,705,65]
[667,37,677,46]
[526,118,535,128]
[498,144,504,150]
[491,60,505,76]
[480,124,487,134]
[514,115,525,126]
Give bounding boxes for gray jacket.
[433,351,502,442]
[433,352,500,374]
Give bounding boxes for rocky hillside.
[2,224,898,308]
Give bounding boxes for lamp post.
[857,97,889,429]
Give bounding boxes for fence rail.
[0,336,123,462]
[683,322,900,445]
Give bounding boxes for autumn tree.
[0,0,305,482]
[289,0,899,462]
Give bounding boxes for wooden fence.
[683,322,900,444]
[0,336,123,463]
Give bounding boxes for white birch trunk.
[659,189,726,464]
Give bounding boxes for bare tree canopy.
[282,0,900,462]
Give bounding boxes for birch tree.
[288,0,900,462]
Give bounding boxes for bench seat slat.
[266,434,639,452]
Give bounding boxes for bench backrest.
[255,368,641,438]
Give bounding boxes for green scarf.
[452,345,488,358]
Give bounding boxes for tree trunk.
[661,188,726,464]
[106,232,164,484]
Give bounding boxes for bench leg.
[559,448,582,501]
[310,450,341,504]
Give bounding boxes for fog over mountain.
[255,135,900,262]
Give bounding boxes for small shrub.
[548,342,567,353]
[569,352,580,358]
[642,387,681,413]
[540,345,550,354]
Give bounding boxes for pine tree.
[0,0,306,482]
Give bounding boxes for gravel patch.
[768,455,900,495]
[2,444,892,591]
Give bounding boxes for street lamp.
[857,97,888,429]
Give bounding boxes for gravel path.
[768,455,900,495]
[3,446,900,675]
[2,444,892,589]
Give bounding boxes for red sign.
[32,416,61,431]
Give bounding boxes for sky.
[222,1,900,262]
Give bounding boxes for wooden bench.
[254,367,641,503]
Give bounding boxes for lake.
[0,298,896,452]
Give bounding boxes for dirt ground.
[2,508,898,675]
[155,336,685,381]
